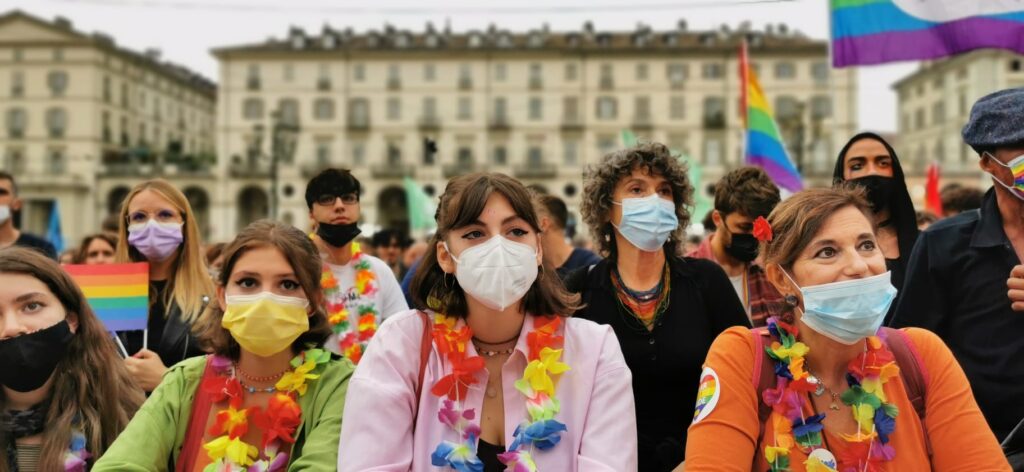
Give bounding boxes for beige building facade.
[213,22,857,240]
[893,49,1017,205]
[0,10,215,246]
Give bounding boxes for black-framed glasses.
[316,193,359,206]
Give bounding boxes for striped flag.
[63,263,149,332]
[832,0,1024,67]
[740,41,804,193]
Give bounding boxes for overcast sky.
[10,0,917,131]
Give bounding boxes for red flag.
[739,40,749,127]
[925,162,943,215]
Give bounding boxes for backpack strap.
[751,327,776,442]
[880,327,932,455]
[415,310,432,401]
[175,357,216,472]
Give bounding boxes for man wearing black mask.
[305,169,408,360]
[832,132,919,312]
[687,166,781,327]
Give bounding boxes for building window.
[387,64,401,89]
[121,82,130,107]
[6,108,27,138]
[278,98,300,124]
[529,63,543,89]
[670,96,685,120]
[493,63,507,82]
[527,145,543,166]
[811,62,829,83]
[46,108,67,138]
[597,134,617,155]
[636,63,648,81]
[702,63,723,79]
[53,48,64,61]
[387,97,401,121]
[774,62,796,79]
[246,64,260,90]
[10,72,23,97]
[457,147,473,166]
[49,71,69,97]
[932,101,945,125]
[563,97,579,123]
[351,141,366,165]
[703,97,725,129]
[810,96,832,120]
[48,148,66,174]
[386,138,402,165]
[596,97,617,120]
[529,97,543,121]
[3,148,24,173]
[459,64,473,89]
[563,140,579,166]
[958,90,967,116]
[634,96,651,121]
[102,111,111,143]
[349,98,369,126]
[283,63,294,82]
[1011,59,1023,72]
[915,108,925,130]
[314,98,335,120]
[775,96,800,121]
[243,98,263,120]
[493,97,508,122]
[667,63,688,87]
[315,140,331,166]
[423,97,437,120]
[120,116,130,146]
[353,63,365,82]
[424,64,436,82]
[12,48,22,62]
[704,137,722,165]
[493,146,508,166]
[317,64,331,90]
[565,63,578,81]
[599,63,614,88]
[458,97,472,120]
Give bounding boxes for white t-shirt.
[728,274,750,315]
[324,253,409,354]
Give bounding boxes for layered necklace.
[428,312,570,471]
[1,403,89,471]
[318,240,380,364]
[199,349,331,470]
[761,317,900,472]
[610,263,671,331]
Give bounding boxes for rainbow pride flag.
[832,0,1024,67]
[740,42,803,193]
[64,263,149,332]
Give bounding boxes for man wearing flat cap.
[892,88,1024,448]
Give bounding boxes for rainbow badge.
[692,366,721,424]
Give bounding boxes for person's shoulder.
[564,315,614,338]
[317,355,356,383]
[377,308,428,337]
[15,232,55,250]
[675,256,729,280]
[163,355,209,386]
[923,209,980,236]
[572,247,602,265]
[710,325,757,352]
[897,327,946,352]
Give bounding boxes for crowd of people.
[0,88,1022,471]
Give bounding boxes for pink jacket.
[338,309,638,471]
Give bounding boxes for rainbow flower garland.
[428,313,570,472]
[319,241,379,363]
[200,349,331,471]
[761,317,900,472]
[63,427,90,471]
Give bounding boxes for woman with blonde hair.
[115,179,214,391]
[0,247,145,471]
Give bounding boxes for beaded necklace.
[318,241,379,364]
[428,312,569,471]
[610,263,671,331]
[761,317,900,472]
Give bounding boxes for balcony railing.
[418,116,441,131]
[347,116,370,131]
[371,163,415,179]
[229,160,272,178]
[632,116,654,130]
[443,162,478,178]
[561,117,584,132]
[488,116,510,131]
[246,78,260,91]
[513,162,557,179]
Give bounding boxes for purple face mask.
[127,219,184,261]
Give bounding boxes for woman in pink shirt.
[338,173,638,471]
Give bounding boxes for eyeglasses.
[315,193,359,206]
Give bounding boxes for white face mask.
[0,205,9,225]
[445,235,539,311]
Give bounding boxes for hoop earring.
[784,294,799,308]
[443,272,454,290]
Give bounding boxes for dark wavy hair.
[410,173,581,318]
[580,142,694,258]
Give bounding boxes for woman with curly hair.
[566,143,749,471]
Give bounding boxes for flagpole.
[740,38,749,166]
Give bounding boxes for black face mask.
[0,320,73,393]
[724,230,760,263]
[850,175,895,213]
[316,221,362,248]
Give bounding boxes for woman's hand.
[125,348,168,391]
[1009,265,1024,312]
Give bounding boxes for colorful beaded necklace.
[199,349,330,471]
[761,317,900,472]
[318,241,379,364]
[609,263,671,331]
[428,312,570,471]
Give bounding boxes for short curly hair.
[580,142,693,258]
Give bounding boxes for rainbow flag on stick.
[832,0,1024,67]
[740,41,803,193]
[64,263,149,332]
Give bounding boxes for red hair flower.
[753,216,773,242]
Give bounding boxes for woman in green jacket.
[95,220,353,471]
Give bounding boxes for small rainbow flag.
[832,1,1024,67]
[740,41,803,193]
[64,263,149,332]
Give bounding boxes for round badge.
[691,366,721,424]
[808,448,838,468]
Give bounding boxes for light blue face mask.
[785,271,897,345]
[612,193,678,252]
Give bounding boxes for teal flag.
[621,130,638,148]
[684,157,713,224]
[47,201,64,253]
[403,177,436,232]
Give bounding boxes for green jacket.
[94,354,353,471]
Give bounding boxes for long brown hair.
[192,220,331,359]
[114,179,213,323]
[411,173,580,318]
[0,247,145,471]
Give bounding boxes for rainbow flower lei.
[63,426,90,471]
[199,348,331,471]
[319,241,379,363]
[428,313,569,472]
[761,317,900,472]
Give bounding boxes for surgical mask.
[984,151,1024,201]
[612,194,678,252]
[785,271,897,345]
[0,320,74,393]
[445,236,538,311]
[316,221,361,248]
[724,229,759,263]
[0,205,9,225]
[127,219,183,262]
[222,291,310,357]
[849,175,895,213]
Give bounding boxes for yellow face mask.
[221,291,310,357]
